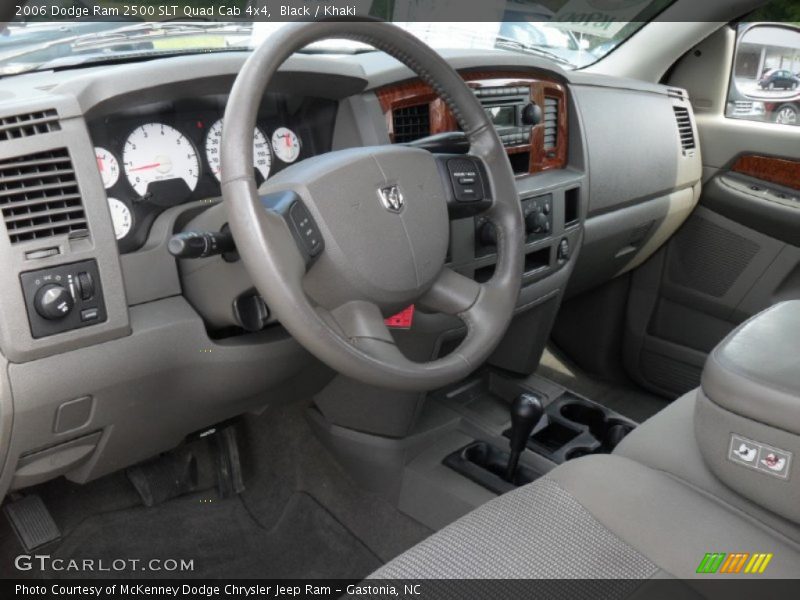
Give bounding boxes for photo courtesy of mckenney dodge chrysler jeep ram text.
[0,0,798,597]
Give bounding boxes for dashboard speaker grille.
[392,104,430,144]
[0,148,89,245]
[543,96,559,150]
[0,109,60,142]
[673,106,696,152]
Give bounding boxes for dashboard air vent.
[542,96,559,150]
[392,104,430,144]
[673,106,696,153]
[0,109,60,142]
[0,149,89,244]
[667,88,686,100]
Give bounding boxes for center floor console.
[309,367,638,531]
[440,371,635,495]
[695,300,799,524]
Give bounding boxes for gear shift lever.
[505,393,544,482]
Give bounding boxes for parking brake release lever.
[505,393,543,482]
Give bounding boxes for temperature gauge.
[95,147,120,189]
[107,197,132,240]
[271,127,301,164]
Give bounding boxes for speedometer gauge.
[205,119,272,182]
[123,123,200,196]
[271,127,301,163]
[95,147,119,189]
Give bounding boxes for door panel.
[731,155,800,190]
[622,26,800,398]
[624,204,799,397]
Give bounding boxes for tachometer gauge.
[107,197,132,240]
[205,119,272,182]
[94,147,120,189]
[271,127,301,163]
[123,123,200,196]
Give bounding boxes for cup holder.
[443,441,540,495]
[602,420,634,452]
[560,401,635,458]
[560,403,606,439]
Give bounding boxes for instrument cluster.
[88,95,331,253]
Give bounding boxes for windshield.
[1,0,676,76]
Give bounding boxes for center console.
[440,371,635,496]
[309,367,637,531]
[306,69,589,527]
[696,300,800,524]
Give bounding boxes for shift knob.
[505,393,544,482]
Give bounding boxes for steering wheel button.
[448,158,485,203]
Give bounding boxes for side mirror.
[732,24,800,98]
[727,24,800,125]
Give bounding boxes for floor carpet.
[42,491,380,579]
[0,396,431,580]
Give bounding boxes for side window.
[727,22,800,126]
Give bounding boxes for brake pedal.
[4,494,61,552]
[127,447,198,507]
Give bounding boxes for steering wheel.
[221,22,524,391]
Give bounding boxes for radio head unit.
[474,85,540,147]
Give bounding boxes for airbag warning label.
[729,434,792,480]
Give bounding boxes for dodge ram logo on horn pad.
[378,185,404,213]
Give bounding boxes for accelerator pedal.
[4,494,61,552]
[212,424,245,498]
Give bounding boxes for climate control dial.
[526,211,551,234]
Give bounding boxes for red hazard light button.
[385,305,415,329]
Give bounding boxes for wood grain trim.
[375,70,568,174]
[731,155,800,191]
[530,81,568,174]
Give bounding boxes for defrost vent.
[0,109,60,142]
